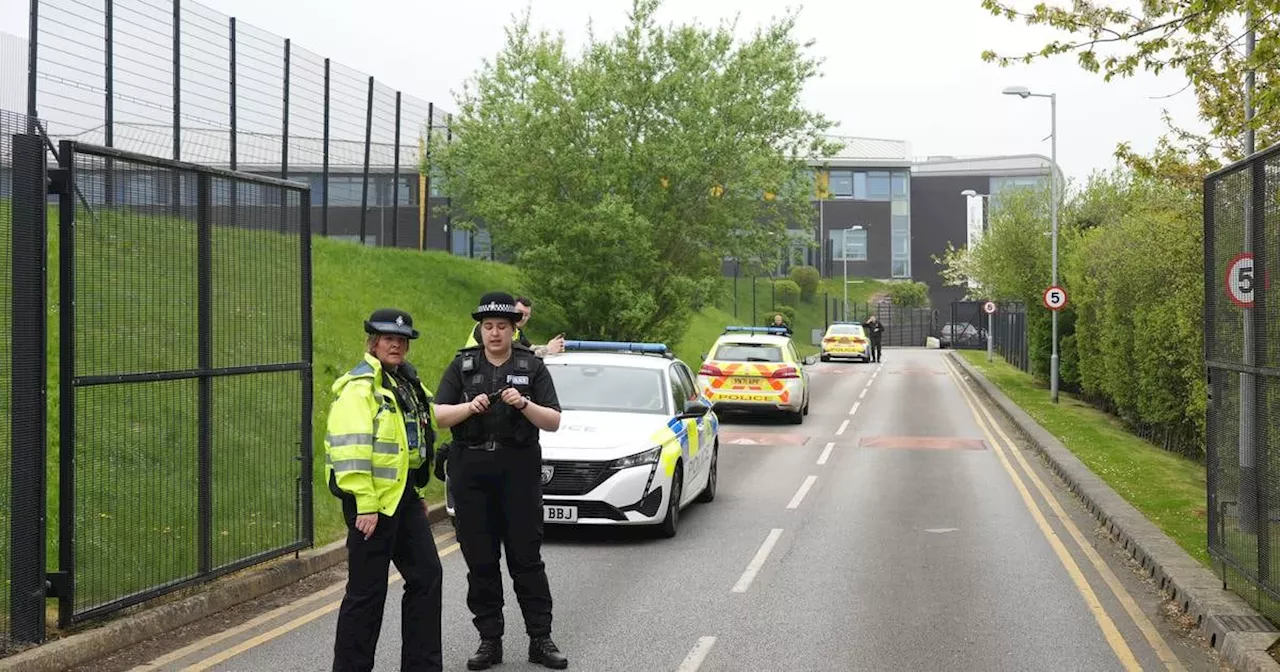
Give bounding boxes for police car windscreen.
[712,343,784,363]
[829,324,863,336]
[546,364,667,414]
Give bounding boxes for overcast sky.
[1,0,1217,182]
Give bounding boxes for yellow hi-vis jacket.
[325,353,437,516]
[463,322,525,348]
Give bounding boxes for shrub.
[789,265,821,302]
[774,279,802,307]
[888,281,929,308]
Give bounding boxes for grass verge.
[957,350,1210,567]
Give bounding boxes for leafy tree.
[887,280,930,308]
[430,0,840,344]
[978,0,1277,167]
[789,265,821,302]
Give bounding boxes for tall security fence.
[2,109,313,643]
[1204,140,1280,624]
[944,300,1029,372]
[823,301,939,348]
[4,110,50,652]
[21,0,490,255]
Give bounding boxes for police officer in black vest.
[431,291,567,670]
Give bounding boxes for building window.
[892,172,908,198]
[828,170,854,198]
[866,171,891,201]
[853,172,867,200]
[830,227,867,262]
[891,257,909,278]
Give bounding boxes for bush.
[774,279,802,307]
[887,281,929,308]
[789,265,821,302]
[770,304,797,327]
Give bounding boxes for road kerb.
[948,352,1280,671]
[0,503,452,672]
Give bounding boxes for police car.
[697,326,814,424]
[445,340,719,538]
[820,322,871,362]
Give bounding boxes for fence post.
[321,58,330,238]
[422,101,433,251]
[280,38,290,234]
[445,114,453,254]
[1251,158,1271,579]
[104,0,115,205]
[752,276,757,326]
[171,0,181,211]
[228,17,237,212]
[392,91,402,248]
[56,139,77,628]
[10,130,48,646]
[26,0,38,125]
[299,186,315,546]
[196,172,213,576]
[360,76,374,246]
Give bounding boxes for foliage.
[886,280,930,308]
[774,279,802,307]
[979,0,1279,167]
[431,0,840,345]
[771,303,797,327]
[789,265,821,302]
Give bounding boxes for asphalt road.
[90,349,1225,672]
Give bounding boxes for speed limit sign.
[1043,285,1068,311]
[1227,253,1257,309]
[983,301,997,315]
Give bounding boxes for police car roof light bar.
[723,326,791,336]
[562,340,673,357]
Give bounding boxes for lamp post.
[1003,85,1060,403]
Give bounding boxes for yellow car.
[820,322,870,363]
[696,326,812,424]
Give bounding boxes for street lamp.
[1003,84,1060,403]
[843,225,864,318]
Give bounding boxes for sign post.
[983,301,997,362]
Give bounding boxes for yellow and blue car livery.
[531,340,719,538]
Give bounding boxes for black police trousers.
[449,442,554,639]
[870,337,882,362]
[333,477,443,672]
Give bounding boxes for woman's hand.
[355,513,378,540]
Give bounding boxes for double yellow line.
[940,355,1185,672]
[130,531,462,671]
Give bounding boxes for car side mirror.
[677,401,710,419]
[700,353,707,362]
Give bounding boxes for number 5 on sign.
[1226,253,1271,309]
[1043,285,1068,311]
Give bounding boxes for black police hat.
[364,308,419,339]
[471,291,524,322]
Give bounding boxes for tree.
[430,0,840,344]
[978,0,1278,166]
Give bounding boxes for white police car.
[446,340,719,538]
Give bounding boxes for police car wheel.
[659,466,683,538]
[695,445,717,504]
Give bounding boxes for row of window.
[815,169,910,202]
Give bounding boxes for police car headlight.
[609,446,662,470]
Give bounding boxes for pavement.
[64,349,1229,672]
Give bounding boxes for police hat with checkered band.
[364,308,420,339]
[470,291,524,323]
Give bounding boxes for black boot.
[528,636,568,669]
[467,638,503,670]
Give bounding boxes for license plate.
[543,505,578,522]
[729,376,762,386]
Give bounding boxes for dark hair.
[515,296,532,307]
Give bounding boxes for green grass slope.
[1,198,891,617]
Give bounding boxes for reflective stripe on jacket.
[324,352,437,516]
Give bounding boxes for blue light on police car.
[723,326,790,335]
[563,340,670,354]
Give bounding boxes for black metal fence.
[4,109,50,652]
[22,0,484,255]
[1204,140,1280,622]
[943,300,1030,372]
[825,301,938,348]
[992,301,1030,373]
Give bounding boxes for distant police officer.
[432,291,567,670]
[326,308,443,672]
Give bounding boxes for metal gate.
[1204,140,1280,622]
[838,302,937,348]
[945,301,990,350]
[51,140,314,625]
